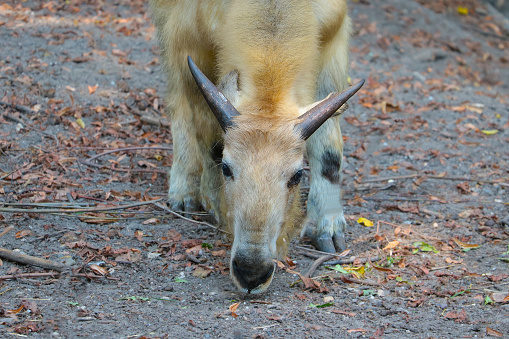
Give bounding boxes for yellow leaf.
[457,7,468,15]
[154,154,163,161]
[76,118,85,129]
[343,266,365,279]
[357,217,374,227]
[482,129,498,135]
[383,240,400,250]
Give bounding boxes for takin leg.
[166,92,203,213]
[305,119,347,253]
[305,15,351,253]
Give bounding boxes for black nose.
[231,257,274,292]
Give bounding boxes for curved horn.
[188,56,239,132]
[296,80,365,140]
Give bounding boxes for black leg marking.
[211,141,224,165]
[321,150,341,184]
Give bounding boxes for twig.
[305,254,336,278]
[0,101,33,114]
[0,247,70,272]
[85,146,173,163]
[0,272,119,281]
[152,202,228,233]
[361,174,507,185]
[78,159,167,174]
[324,255,380,266]
[0,198,163,214]
[294,245,349,257]
[0,226,14,239]
[0,272,60,280]
[338,275,382,287]
[140,115,170,127]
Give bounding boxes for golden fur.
[151,0,351,293]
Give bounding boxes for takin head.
[188,56,363,293]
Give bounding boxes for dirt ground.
[1,0,508,338]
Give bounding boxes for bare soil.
[0,0,508,338]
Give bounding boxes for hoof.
[168,196,202,217]
[304,214,348,253]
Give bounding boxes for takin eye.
[222,162,234,179]
[287,169,303,188]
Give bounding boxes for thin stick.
[85,146,172,163]
[305,254,335,278]
[324,255,380,266]
[0,272,119,281]
[361,174,507,185]
[0,198,163,214]
[152,202,228,234]
[0,226,14,239]
[0,247,70,272]
[78,159,167,174]
[0,101,33,114]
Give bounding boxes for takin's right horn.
[296,80,365,140]
[188,56,240,132]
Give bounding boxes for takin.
[150,0,364,293]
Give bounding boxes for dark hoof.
[168,196,202,217]
[312,229,347,253]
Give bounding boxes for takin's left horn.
[296,80,365,140]
[188,56,240,132]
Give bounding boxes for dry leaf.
[89,264,108,276]
[88,84,98,94]
[452,238,480,250]
[486,327,504,337]
[383,240,400,250]
[229,302,240,318]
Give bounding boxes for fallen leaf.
[453,238,480,251]
[444,309,469,323]
[383,240,400,250]
[482,129,498,135]
[486,327,504,337]
[491,292,509,303]
[457,6,468,15]
[192,266,213,278]
[76,118,85,128]
[142,218,160,225]
[211,250,226,257]
[332,309,356,316]
[88,84,98,94]
[229,302,239,318]
[15,230,32,239]
[89,264,108,276]
[357,217,374,227]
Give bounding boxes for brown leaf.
[486,327,504,338]
[443,309,469,323]
[211,250,226,257]
[111,49,127,57]
[134,230,144,241]
[487,274,508,282]
[89,264,108,276]
[229,302,239,318]
[15,230,32,239]
[192,266,213,278]
[332,309,356,316]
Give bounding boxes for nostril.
[232,258,274,292]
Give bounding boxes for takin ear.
[218,70,241,106]
[296,80,365,140]
[188,56,240,132]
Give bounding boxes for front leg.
[305,116,347,253]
